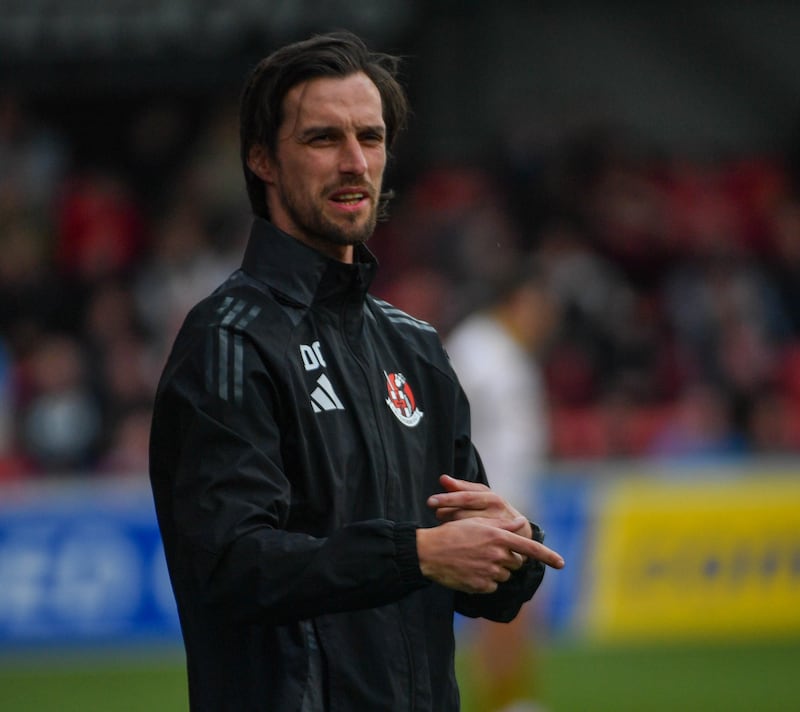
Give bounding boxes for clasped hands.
[416,474,564,594]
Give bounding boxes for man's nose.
[339,136,368,175]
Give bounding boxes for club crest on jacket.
[384,371,423,427]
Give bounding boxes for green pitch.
[0,639,797,712]
[459,638,800,712]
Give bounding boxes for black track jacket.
[149,218,547,712]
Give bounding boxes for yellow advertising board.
[586,472,800,641]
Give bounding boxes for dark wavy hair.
[239,31,409,221]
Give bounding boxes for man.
[447,261,558,521]
[446,260,560,712]
[149,31,563,712]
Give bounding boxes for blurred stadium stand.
[1,0,800,468]
[0,1,414,57]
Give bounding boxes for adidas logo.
[300,341,345,413]
[310,373,345,413]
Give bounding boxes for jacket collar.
[241,218,378,306]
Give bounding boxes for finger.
[433,506,461,521]
[435,507,501,523]
[474,580,499,595]
[496,516,530,532]
[493,565,512,583]
[495,543,526,569]
[508,551,526,570]
[427,490,497,511]
[502,530,565,569]
[495,551,525,572]
[503,516,532,537]
[439,474,489,493]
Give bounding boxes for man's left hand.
[426,474,532,540]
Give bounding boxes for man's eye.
[308,134,333,144]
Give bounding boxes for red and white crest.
[384,371,424,427]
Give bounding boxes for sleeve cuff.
[393,521,429,586]
[530,521,545,543]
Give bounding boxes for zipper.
[339,299,416,712]
[339,298,393,515]
[340,297,416,710]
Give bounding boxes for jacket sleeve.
[447,380,547,622]
[151,318,429,626]
[454,524,547,622]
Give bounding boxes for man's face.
[263,72,387,262]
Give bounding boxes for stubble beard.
[280,181,379,249]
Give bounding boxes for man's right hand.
[415,516,565,594]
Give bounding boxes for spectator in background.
[125,99,196,214]
[446,258,560,712]
[535,215,639,406]
[81,279,160,442]
[662,233,788,430]
[0,211,76,353]
[181,101,252,243]
[0,338,17,478]
[134,199,239,360]
[377,266,460,334]
[648,382,747,461]
[55,169,147,283]
[0,91,67,214]
[745,386,800,455]
[100,402,153,476]
[16,333,103,473]
[372,165,524,333]
[767,196,800,339]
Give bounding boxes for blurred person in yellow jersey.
[446,258,560,712]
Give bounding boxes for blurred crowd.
[2,89,800,479]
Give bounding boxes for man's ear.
[247,144,274,184]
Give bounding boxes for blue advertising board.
[0,474,596,650]
[533,476,594,636]
[0,475,592,649]
[21,466,798,648]
[0,478,179,648]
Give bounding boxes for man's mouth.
[330,189,370,206]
